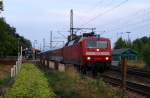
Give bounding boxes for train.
[40,32,112,74]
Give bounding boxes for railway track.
[110,66,150,78]
[102,74,150,97]
[102,65,150,97]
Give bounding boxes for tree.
[0,0,3,11]
[0,18,31,57]
[132,37,150,56]
[142,43,150,68]
[114,37,127,49]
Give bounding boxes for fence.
[10,56,22,78]
[0,55,22,98]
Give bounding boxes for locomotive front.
[82,34,112,71]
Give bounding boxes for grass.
[127,60,150,71]
[45,67,129,98]
[128,60,145,69]
[7,63,55,98]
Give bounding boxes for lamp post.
[126,32,131,42]
[33,40,37,49]
[33,40,37,60]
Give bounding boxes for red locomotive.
[40,32,112,74]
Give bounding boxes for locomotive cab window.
[86,40,108,48]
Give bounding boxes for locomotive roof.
[83,36,110,40]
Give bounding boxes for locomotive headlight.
[87,57,91,60]
[96,49,100,52]
[105,57,109,60]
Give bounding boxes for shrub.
[45,68,128,98]
[7,63,55,98]
[0,76,11,85]
[143,43,150,70]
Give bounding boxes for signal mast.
[68,9,96,41]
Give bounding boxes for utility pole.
[33,40,37,49]
[92,28,95,32]
[68,9,96,41]
[50,31,53,49]
[126,32,131,42]
[43,38,45,51]
[70,9,73,36]
[40,43,42,51]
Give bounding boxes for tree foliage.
[0,1,3,11]
[0,18,31,57]
[114,37,127,49]
[142,43,150,68]
[114,36,150,66]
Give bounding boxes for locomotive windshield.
[86,40,108,48]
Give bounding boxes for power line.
[106,14,150,33]
[85,0,113,14]
[56,31,67,39]
[93,6,150,34]
[87,0,104,12]
[104,9,150,32]
[76,0,107,25]
[124,21,150,32]
[96,7,150,29]
[80,0,128,27]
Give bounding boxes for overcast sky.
[1,0,150,49]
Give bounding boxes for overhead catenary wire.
[80,0,128,27]
[95,6,150,37]
[106,13,150,33]
[87,0,104,12]
[84,0,113,14]
[56,31,68,39]
[110,20,150,33]
[96,7,150,29]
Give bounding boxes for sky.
[1,0,150,50]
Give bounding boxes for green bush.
[0,75,11,85]
[143,43,150,70]
[45,69,128,98]
[7,63,55,98]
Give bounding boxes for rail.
[110,66,150,78]
[102,75,150,96]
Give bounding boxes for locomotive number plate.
[86,52,109,55]
[100,52,110,55]
[86,52,100,55]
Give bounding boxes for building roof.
[112,48,137,55]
